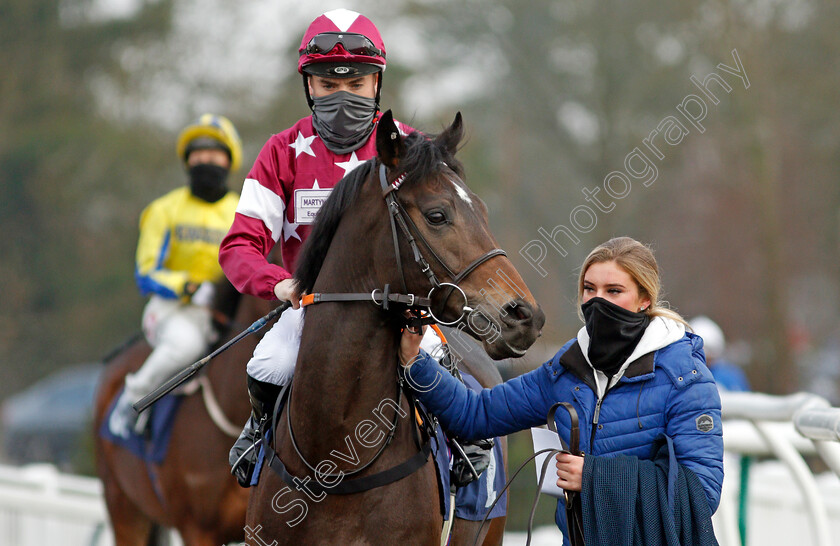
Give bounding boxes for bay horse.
[94,278,264,545]
[247,111,545,544]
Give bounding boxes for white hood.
[577,316,686,399]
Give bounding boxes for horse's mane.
[294,130,463,294]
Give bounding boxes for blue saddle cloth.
[99,388,184,464]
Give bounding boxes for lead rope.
[469,402,582,546]
[431,324,457,546]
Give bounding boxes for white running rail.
[0,463,111,545]
[717,391,840,546]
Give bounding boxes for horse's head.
[375,111,545,359]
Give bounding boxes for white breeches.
[245,307,305,385]
[123,296,217,402]
[246,307,442,386]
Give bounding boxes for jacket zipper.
[590,396,604,449]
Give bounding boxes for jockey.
[108,114,242,438]
[220,9,436,485]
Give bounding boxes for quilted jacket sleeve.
[403,351,557,440]
[661,340,724,513]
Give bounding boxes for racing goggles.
[303,32,384,58]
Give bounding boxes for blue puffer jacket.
[404,330,723,542]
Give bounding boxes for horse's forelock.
[400,131,463,189]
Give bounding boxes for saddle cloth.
[99,387,184,464]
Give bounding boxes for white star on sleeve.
[336,152,365,176]
[289,131,317,158]
[283,220,301,242]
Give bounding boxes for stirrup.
[231,442,257,475]
[231,442,258,487]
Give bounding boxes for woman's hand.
[274,278,301,309]
[399,323,426,367]
[555,451,584,491]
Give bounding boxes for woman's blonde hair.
[576,236,688,326]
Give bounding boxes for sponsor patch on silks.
[294,188,332,224]
[696,414,714,432]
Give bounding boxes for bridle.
[378,162,507,325]
[300,160,508,328]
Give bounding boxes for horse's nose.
[500,298,545,332]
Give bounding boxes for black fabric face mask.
[189,164,229,203]
[311,90,377,154]
[581,297,650,378]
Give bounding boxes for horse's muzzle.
[479,298,545,359]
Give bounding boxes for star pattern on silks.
[283,219,301,242]
[336,151,365,177]
[289,131,317,158]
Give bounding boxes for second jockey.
[109,114,242,438]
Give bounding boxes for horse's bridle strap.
[377,163,507,291]
[451,248,507,285]
[301,291,431,308]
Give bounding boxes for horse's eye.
[425,210,447,226]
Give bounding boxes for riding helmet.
[176,113,243,172]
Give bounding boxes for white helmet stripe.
[323,8,360,32]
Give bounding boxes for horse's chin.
[481,336,530,360]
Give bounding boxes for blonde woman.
[401,237,722,545]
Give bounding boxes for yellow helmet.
[176,113,243,171]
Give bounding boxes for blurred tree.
[393,0,840,396]
[0,0,175,396]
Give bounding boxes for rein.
[469,402,583,546]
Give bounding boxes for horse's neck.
[291,247,403,460]
[294,304,398,423]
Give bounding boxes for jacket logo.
[696,414,714,432]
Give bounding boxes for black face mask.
[188,164,229,203]
[581,297,650,378]
[311,90,377,154]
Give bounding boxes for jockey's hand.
[555,451,584,492]
[274,278,301,309]
[399,321,426,367]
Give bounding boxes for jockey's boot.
[451,438,495,487]
[108,390,137,439]
[230,375,281,488]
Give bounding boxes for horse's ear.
[376,110,405,169]
[435,111,464,158]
